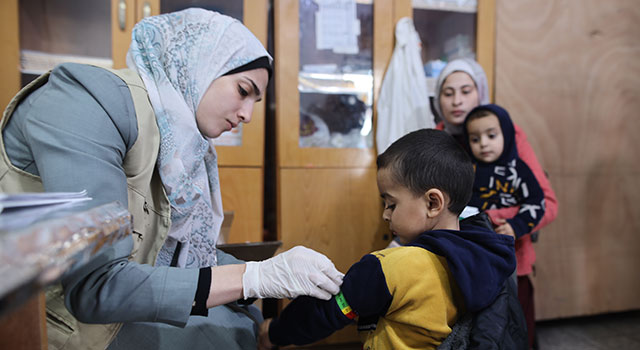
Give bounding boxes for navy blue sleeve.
[269,254,392,346]
[507,160,546,237]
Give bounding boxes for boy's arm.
[268,254,392,347]
[505,161,546,238]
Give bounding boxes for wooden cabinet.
[112,0,162,69]
[410,0,496,99]
[0,0,268,244]
[273,0,495,345]
[274,0,394,344]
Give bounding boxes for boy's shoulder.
[368,246,458,308]
[372,245,433,259]
[370,246,449,277]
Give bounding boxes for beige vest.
[0,68,171,349]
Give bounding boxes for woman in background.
[434,58,558,348]
[0,9,342,350]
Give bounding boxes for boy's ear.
[424,189,445,218]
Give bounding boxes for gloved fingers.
[292,246,344,282]
[324,268,345,287]
[308,251,345,288]
[309,272,340,299]
[305,279,333,300]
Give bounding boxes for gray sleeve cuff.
[154,266,200,326]
[63,236,200,327]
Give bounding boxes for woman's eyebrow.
[245,77,261,97]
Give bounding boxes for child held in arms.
[463,104,546,239]
[258,129,516,350]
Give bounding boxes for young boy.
[258,129,516,349]
[463,104,546,239]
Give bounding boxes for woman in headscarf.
[433,58,558,347]
[1,8,342,350]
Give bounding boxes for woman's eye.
[238,86,249,97]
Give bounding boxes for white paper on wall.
[314,0,360,55]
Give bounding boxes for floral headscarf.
[126,8,271,268]
[433,58,489,136]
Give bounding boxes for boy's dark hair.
[377,129,474,215]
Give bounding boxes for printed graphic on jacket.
[464,104,546,238]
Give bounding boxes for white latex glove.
[243,246,344,300]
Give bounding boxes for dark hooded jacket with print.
[464,104,546,238]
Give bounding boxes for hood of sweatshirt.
[408,223,515,312]
[463,103,517,166]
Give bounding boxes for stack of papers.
[0,191,92,231]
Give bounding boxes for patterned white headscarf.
[433,58,489,136]
[126,8,271,268]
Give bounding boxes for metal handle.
[118,0,126,30]
[142,2,152,18]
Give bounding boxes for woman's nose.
[452,92,462,106]
[238,102,254,123]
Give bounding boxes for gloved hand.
[243,246,344,300]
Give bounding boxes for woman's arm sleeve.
[62,236,199,326]
[13,64,198,326]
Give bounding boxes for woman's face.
[196,67,269,139]
[439,71,479,126]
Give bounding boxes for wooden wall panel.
[278,167,389,344]
[495,0,640,320]
[279,168,388,272]
[0,293,47,350]
[111,0,136,69]
[0,0,20,110]
[476,0,496,101]
[218,167,263,243]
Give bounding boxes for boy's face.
[377,167,433,245]
[466,113,504,163]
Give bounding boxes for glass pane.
[161,0,243,22]
[298,0,374,149]
[19,0,111,84]
[413,0,477,96]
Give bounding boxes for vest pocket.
[127,187,147,257]
[46,308,75,350]
[130,230,143,258]
[47,309,74,335]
